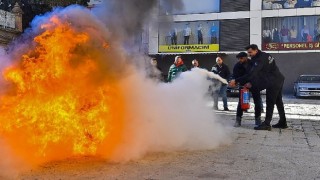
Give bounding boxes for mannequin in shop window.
[183,24,191,45]
[314,23,320,41]
[284,0,297,8]
[301,25,310,42]
[272,27,280,43]
[289,26,298,42]
[262,26,272,43]
[170,28,178,45]
[197,23,204,44]
[210,22,218,44]
[280,25,289,43]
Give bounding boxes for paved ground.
[12,97,320,179]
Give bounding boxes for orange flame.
[0,16,125,165]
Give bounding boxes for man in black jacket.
[231,44,287,131]
[212,56,230,111]
[231,52,262,127]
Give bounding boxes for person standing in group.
[313,23,320,41]
[280,25,289,43]
[272,28,280,42]
[262,26,272,43]
[289,26,298,42]
[301,25,310,42]
[211,56,230,111]
[167,56,188,82]
[170,27,178,45]
[197,24,203,44]
[210,22,218,44]
[229,52,262,127]
[230,44,287,131]
[148,58,163,82]
[183,24,191,45]
[191,59,200,69]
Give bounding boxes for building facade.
[0,2,23,55]
[149,0,320,94]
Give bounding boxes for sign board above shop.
[262,15,320,51]
[159,44,219,53]
[158,20,220,53]
[263,42,320,51]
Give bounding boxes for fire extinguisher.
[240,87,250,110]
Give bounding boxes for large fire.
[0,16,125,165]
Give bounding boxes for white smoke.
[111,68,231,161]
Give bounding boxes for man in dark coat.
[230,52,262,127]
[211,56,230,111]
[230,44,287,131]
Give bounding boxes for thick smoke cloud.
[109,68,231,161]
[0,0,230,177]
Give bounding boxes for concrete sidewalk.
[19,97,320,180]
[209,96,320,179]
[20,114,320,180]
[211,115,320,180]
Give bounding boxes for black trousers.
[236,88,262,119]
[171,36,177,45]
[184,36,190,45]
[264,83,286,125]
[198,36,203,44]
[211,37,217,44]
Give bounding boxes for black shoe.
[254,122,271,131]
[224,107,229,111]
[254,117,261,128]
[272,122,288,129]
[213,106,218,110]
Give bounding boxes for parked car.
[227,84,240,97]
[294,75,320,97]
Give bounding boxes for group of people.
[230,44,287,131]
[263,25,302,43]
[263,22,320,44]
[169,23,218,45]
[228,45,286,131]
[149,44,287,131]
[165,55,230,111]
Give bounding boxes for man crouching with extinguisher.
[229,52,262,128]
[230,44,287,131]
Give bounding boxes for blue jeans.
[213,84,228,109]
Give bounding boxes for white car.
[294,75,320,97]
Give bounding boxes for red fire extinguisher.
[240,87,250,110]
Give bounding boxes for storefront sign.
[263,42,320,51]
[159,44,219,53]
